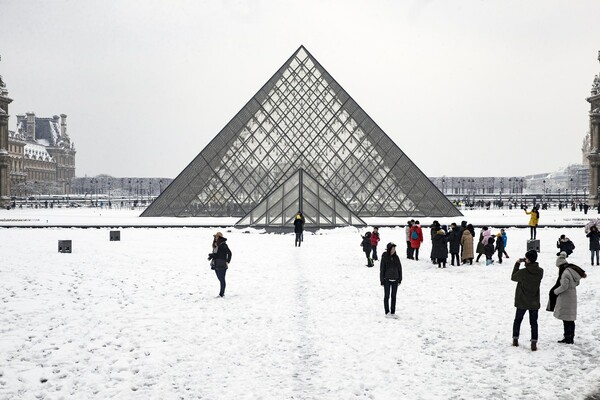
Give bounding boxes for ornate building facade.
[8,113,76,195]
[587,51,600,206]
[0,56,13,207]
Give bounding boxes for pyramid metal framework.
[237,168,366,227]
[141,46,461,223]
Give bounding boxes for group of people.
[397,220,510,268]
[511,250,587,351]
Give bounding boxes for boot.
[557,335,574,344]
[531,341,537,351]
[512,338,519,347]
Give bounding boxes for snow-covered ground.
[1,208,599,399]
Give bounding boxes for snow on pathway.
[1,219,599,399]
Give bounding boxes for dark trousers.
[512,308,538,341]
[563,320,575,337]
[364,250,373,267]
[295,233,302,247]
[383,280,399,314]
[530,226,537,239]
[591,250,599,265]
[497,249,503,263]
[450,252,459,265]
[406,241,414,259]
[371,245,378,261]
[215,268,227,297]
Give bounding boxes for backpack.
[411,229,419,240]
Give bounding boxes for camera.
[207,253,214,260]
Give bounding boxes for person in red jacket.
[409,221,424,261]
[370,227,381,261]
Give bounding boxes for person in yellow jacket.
[525,206,540,240]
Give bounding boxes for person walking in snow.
[431,225,449,268]
[484,236,495,265]
[511,250,544,351]
[586,225,600,265]
[409,221,424,261]
[208,232,232,298]
[293,211,305,247]
[370,227,381,261]
[550,252,587,344]
[525,206,540,240]
[405,220,415,259]
[460,224,475,265]
[361,231,373,267]
[380,242,402,317]
[447,223,461,266]
[556,234,575,257]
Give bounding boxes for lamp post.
[108,179,112,208]
[442,178,446,194]
[128,179,132,207]
[570,178,574,202]
[543,180,546,203]
[159,179,163,194]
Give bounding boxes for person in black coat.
[361,232,373,267]
[484,236,495,265]
[586,225,600,265]
[208,232,232,297]
[380,242,403,317]
[556,234,575,257]
[447,223,461,266]
[293,211,305,247]
[431,227,449,268]
[495,233,505,264]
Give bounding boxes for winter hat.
[386,242,396,251]
[556,251,568,267]
[213,232,224,238]
[525,250,538,263]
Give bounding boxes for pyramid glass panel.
[142,46,461,223]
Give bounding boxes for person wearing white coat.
[551,252,587,344]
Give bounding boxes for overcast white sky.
[1,0,599,178]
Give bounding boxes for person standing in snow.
[447,223,461,266]
[511,250,544,351]
[429,221,441,263]
[293,211,305,247]
[495,232,505,264]
[501,228,510,259]
[209,232,232,298]
[475,227,490,263]
[405,220,415,259]
[586,225,600,265]
[431,225,449,268]
[380,242,402,318]
[409,221,424,261]
[484,236,495,265]
[361,232,373,267]
[460,224,475,265]
[370,227,381,261]
[525,206,540,240]
[549,252,587,344]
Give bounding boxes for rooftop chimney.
[26,112,36,141]
[60,114,67,137]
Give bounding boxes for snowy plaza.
[0,208,599,399]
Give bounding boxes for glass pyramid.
[237,168,366,227]
[141,46,462,223]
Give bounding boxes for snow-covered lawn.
[1,209,599,399]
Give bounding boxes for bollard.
[110,230,121,241]
[58,240,72,253]
[527,239,540,253]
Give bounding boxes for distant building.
[8,112,76,196]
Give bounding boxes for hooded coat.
[526,209,539,226]
[460,230,474,260]
[511,261,544,310]
[554,266,584,320]
[212,237,232,269]
[431,229,449,260]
